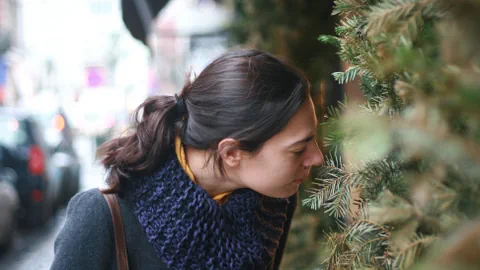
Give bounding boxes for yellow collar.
[175,137,231,204]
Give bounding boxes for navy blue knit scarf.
[126,155,293,270]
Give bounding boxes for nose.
[305,141,324,167]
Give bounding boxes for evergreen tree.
[307,0,480,269]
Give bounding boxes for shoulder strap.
[103,193,130,270]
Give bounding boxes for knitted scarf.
[126,154,294,270]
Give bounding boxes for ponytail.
[97,95,178,194]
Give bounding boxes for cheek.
[239,152,303,198]
[249,153,300,183]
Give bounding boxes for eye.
[293,148,306,156]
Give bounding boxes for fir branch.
[324,131,345,156]
[336,15,364,36]
[303,176,343,211]
[324,99,347,121]
[332,220,391,269]
[304,156,364,219]
[322,104,347,155]
[359,95,387,114]
[306,157,405,221]
[360,75,382,98]
[395,8,424,45]
[339,236,390,268]
[366,0,420,37]
[366,0,444,43]
[318,35,341,48]
[338,37,362,63]
[347,219,391,240]
[357,158,407,200]
[324,231,346,269]
[356,49,384,79]
[333,65,361,84]
[332,0,368,16]
[325,179,354,218]
[303,161,346,211]
[392,235,438,268]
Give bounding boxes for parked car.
[0,108,59,227]
[32,108,81,205]
[0,161,20,250]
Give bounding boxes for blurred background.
[0,0,349,269]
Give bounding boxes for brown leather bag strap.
[103,193,129,270]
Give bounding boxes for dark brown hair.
[98,49,310,193]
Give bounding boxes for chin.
[265,186,299,199]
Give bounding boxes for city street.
[0,136,104,270]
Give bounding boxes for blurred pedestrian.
[50,49,324,270]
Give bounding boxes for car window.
[0,115,29,147]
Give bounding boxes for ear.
[217,138,242,167]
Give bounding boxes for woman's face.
[236,98,324,198]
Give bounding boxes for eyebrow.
[288,118,319,147]
[290,134,315,147]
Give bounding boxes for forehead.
[266,99,317,145]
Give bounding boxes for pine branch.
[324,231,346,269]
[347,219,391,242]
[318,35,341,48]
[394,79,417,102]
[360,75,383,98]
[326,220,391,269]
[368,190,416,224]
[305,157,406,222]
[357,47,384,78]
[366,0,444,43]
[366,0,420,37]
[357,159,407,200]
[335,15,364,36]
[325,179,354,218]
[333,65,361,84]
[392,234,438,268]
[303,156,364,219]
[339,235,390,268]
[324,131,345,156]
[395,8,424,45]
[359,95,387,114]
[338,37,362,63]
[332,0,369,16]
[303,161,346,211]
[322,104,347,155]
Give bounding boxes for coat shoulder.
[51,188,114,270]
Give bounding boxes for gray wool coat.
[50,188,169,270]
[51,188,295,270]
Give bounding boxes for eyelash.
[293,149,306,156]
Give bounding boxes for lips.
[294,179,304,184]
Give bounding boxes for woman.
[51,49,324,270]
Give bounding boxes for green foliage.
[310,0,480,268]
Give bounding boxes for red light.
[28,145,45,176]
[31,189,44,203]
